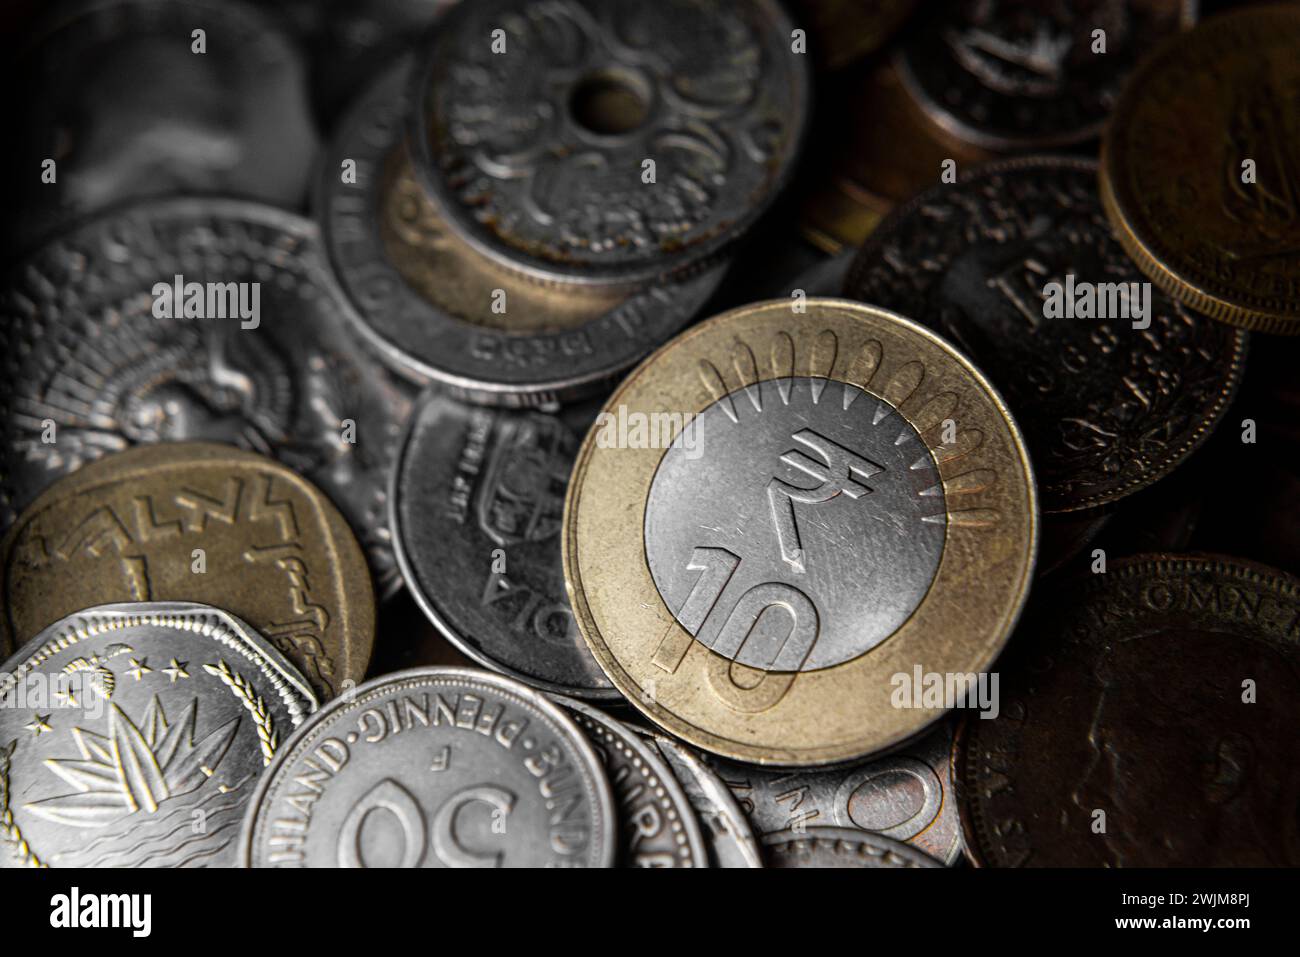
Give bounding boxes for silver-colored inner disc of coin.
[644,376,947,671]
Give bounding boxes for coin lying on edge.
[0,602,316,868]
[240,668,616,867]
[0,443,375,702]
[762,827,941,868]
[564,299,1037,766]
[959,554,1300,867]
[1100,5,1300,333]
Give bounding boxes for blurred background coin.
[762,827,942,868]
[0,443,375,702]
[0,602,316,868]
[241,668,616,867]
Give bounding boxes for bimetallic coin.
[845,157,1246,513]
[959,555,1300,867]
[564,299,1037,765]
[561,699,707,867]
[0,443,376,702]
[320,62,726,404]
[392,391,616,698]
[240,668,616,867]
[1100,6,1300,333]
[0,602,316,868]
[762,827,942,868]
[895,0,1194,152]
[0,198,413,592]
[410,0,810,287]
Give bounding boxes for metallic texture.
[761,827,942,868]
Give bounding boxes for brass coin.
[1100,6,1300,333]
[0,443,375,701]
[563,299,1037,766]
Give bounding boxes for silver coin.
[4,0,318,259]
[762,827,943,868]
[240,667,616,867]
[561,699,707,867]
[0,198,414,595]
[701,722,963,864]
[391,390,617,698]
[409,0,810,287]
[0,601,317,868]
[320,61,727,404]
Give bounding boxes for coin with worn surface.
[894,0,1194,152]
[0,443,375,702]
[1100,6,1300,333]
[845,157,1246,513]
[561,699,707,867]
[762,827,942,868]
[392,391,616,698]
[788,0,918,71]
[0,198,413,591]
[564,299,1037,765]
[320,62,725,404]
[240,668,616,867]
[959,554,1300,867]
[703,721,963,864]
[0,602,316,868]
[410,0,810,287]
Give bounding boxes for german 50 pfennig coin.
[564,299,1037,766]
[241,668,616,867]
[0,602,316,868]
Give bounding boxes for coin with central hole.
[563,299,1037,766]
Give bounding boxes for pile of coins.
[1,0,1297,868]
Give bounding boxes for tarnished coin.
[0,198,413,591]
[0,602,316,868]
[844,157,1246,513]
[240,668,616,867]
[410,0,810,287]
[703,721,963,864]
[392,391,616,698]
[320,62,725,404]
[564,299,1037,765]
[959,555,1300,867]
[788,0,918,71]
[1100,5,1300,333]
[762,827,942,868]
[561,699,707,867]
[894,0,1194,152]
[0,443,375,702]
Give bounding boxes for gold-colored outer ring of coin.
[0,442,375,702]
[563,299,1038,766]
[1099,5,1300,334]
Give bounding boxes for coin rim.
[760,825,943,868]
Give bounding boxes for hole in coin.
[569,70,650,135]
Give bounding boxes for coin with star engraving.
[762,827,942,868]
[409,0,810,288]
[0,602,317,868]
[1100,5,1300,333]
[563,299,1037,765]
[0,443,375,703]
[240,668,616,868]
[958,554,1300,867]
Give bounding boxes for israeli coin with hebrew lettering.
[240,668,616,867]
[762,827,942,868]
[410,0,810,287]
[0,443,375,703]
[0,602,316,868]
[563,299,1037,766]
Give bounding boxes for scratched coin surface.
[845,157,1246,514]
[959,555,1300,867]
[1100,5,1300,333]
[0,198,413,593]
[561,699,707,867]
[392,391,616,698]
[240,668,616,868]
[410,0,810,287]
[894,0,1193,151]
[762,827,942,868]
[564,299,1037,765]
[320,62,725,404]
[0,443,375,702]
[0,602,316,868]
